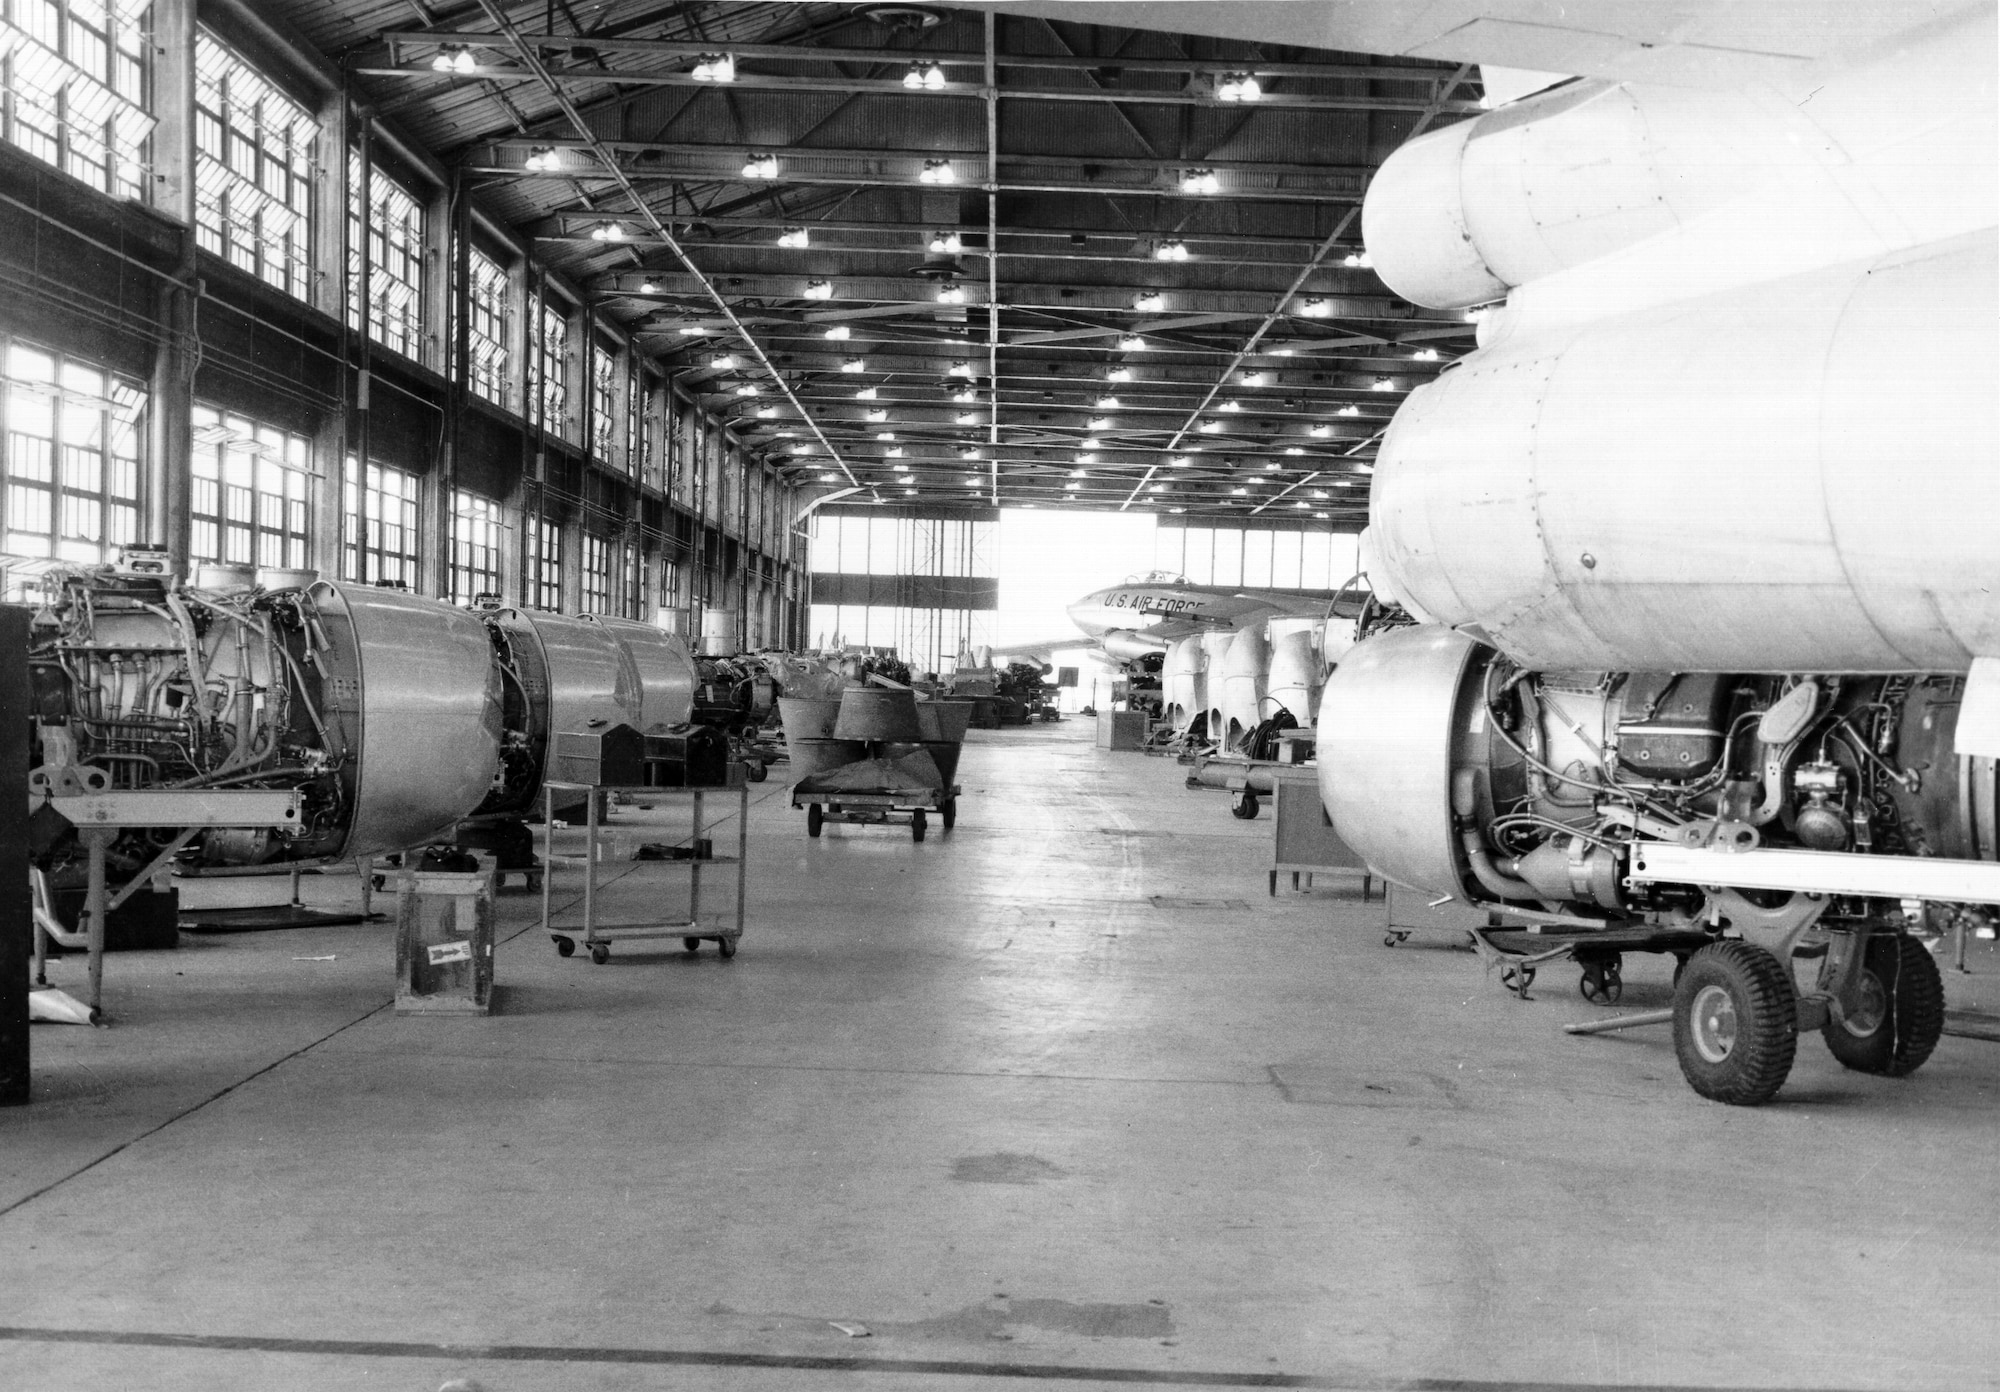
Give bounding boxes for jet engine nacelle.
[1319,625,1998,910]
[1101,629,1168,663]
[29,570,502,866]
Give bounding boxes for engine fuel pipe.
[1452,766,1541,903]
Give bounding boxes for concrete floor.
[3,719,1998,1392]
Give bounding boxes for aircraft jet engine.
[1320,7,1999,1106]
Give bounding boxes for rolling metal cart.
[539,780,748,963]
[793,783,960,842]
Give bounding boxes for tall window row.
[1,0,151,198]
[188,404,311,570]
[347,155,425,361]
[1,339,142,571]
[464,249,509,406]
[450,489,502,603]
[343,459,420,588]
[194,31,313,300]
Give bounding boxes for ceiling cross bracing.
[309,0,1485,518]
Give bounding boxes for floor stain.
[950,1151,1068,1185]
[888,1297,1174,1342]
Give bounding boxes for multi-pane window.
[346,154,424,360]
[0,0,152,199]
[523,511,561,611]
[589,340,617,460]
[450,489,502,604]
[342,460,421,588]
[626,368,643,481]
[1,341,143,570]
[580,532,610,612]
[194,31,314,301]
[189,404,311,569]
[465,248,509,406]
[528,293,568,434]
[660,556,682,612]
[621,540,641,619]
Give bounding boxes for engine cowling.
[1318,624,1998,918]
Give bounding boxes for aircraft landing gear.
[1672,940,1798,1106]
[1821,934,1944,1076]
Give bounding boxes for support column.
[145,0,196,573]
[310,90,350,578]
[0,607,30,1106]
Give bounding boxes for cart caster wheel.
[807,803,824,838]
[372,875,386,891]
[590,944,610,965]
[1499,963,1536,996]
[1579,960,1623,1005]
[527,874,542,893]
[717,936,737,959]
[941,797,957,830]
[553,935,575,958]
[1230,791,1260,820]
[683,936,702,953]
[911,809,927,842]
[1383,931,1410,948]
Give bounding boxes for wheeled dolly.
[796,786,960,842]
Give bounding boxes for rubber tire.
[1822,934,1945,1077]
[941,797,957,830]
[1231,792,1260,820]
[683,936,702,953]
[747,761,768,783]
[717,936,736,959]
[807,803,823,838]
[589,944,610,965]
[911,809,927,842]
[1672,940,1797,1106]
[553,935,575,958]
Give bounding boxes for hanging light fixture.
[1095,394,1120,409]
[866,408,888,423]
[903,60,947,91]
[803,279,834,300]
[1338,404,1361,416]
[776,226,810,249]
[638,278,658,295]
[935,282,967,305]
[1117,333,1145,352]
[691,52,736,83]
[824,325,851,341]
[1154,239,1190,262]
[919,158,956,184]
[955,409,979,423]
[1342,250,1374,268]
[947,360,975,378]
[1106,366,1132,382]
[855,386,878,400]
[1410,346,1440,361]
[1215,71,1262,102]
[928,231,963,254]
[523,147,557,173]
[1298,296,1330,317]
[734,383,760,397]
[709,352,737,371]
[1133,291,1164,311]
[1371,377,1395,392]
[840,357,866,373]
[741,153,779,180]
[1179,168,1220,195]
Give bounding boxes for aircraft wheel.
[1673,940,1797,1105]
[1823,934,1944,1077]
[1230,791,1260,820]
[941,797,957,830]
[807,803,824,838]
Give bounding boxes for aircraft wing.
[976,2,1950,91]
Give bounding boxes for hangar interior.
[1,1,1997,1389]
